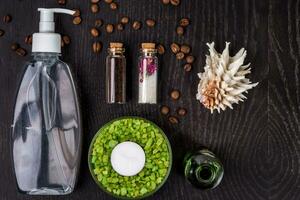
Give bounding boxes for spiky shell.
[196,42,258,113]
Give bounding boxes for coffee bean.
[0,29,5,37]
[3,15,12,23]
[121,16,129,24]
[170,89,180,100]
[176,52,185,60]
[168,116,179,124]
[132,21,141,30]
[62,35,70,45]
[110,2,118,10]
[90,27,100,37]
[183,63,192,72]
[25,35,32,45]
[176,26,184,35]
[156,44,165,55]
[106,24,114,33]
[61,38,65,47]
[73,16,82,25]
[91,0,99,3]
[160,106,170,115]
[104,0,113,3]
[170,43,180,54]
[16,48,27,56]
[57,0,66,5]
[146,19,155,27]
[186,55,195,63]
[92,41,102,53]
[179,18,190,27]
[11,43,19,51]
[91,4,99,13]
[180,45,190,54]
[95,19,103,27]
[170,0,180,6]
[73,9,81,17]
[116,23,124,31]
[161,0,170,4]
[177,108,187,116]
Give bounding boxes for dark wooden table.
[0,0,299,199]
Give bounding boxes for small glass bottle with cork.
[138,43,158,104]
[106,42,126,104]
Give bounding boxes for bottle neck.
[108,48,125,57]
[140,49,157,57]
[33,52,60,60]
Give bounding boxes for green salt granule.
[91,118,170,198]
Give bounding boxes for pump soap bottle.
[12,8,82,195]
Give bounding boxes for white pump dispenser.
[32,8,75,53]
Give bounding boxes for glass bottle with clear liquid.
[12,8,82,195]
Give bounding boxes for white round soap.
[110,141,146,176]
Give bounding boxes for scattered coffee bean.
[0,29,5,37]
[3,15,12,23]
[91,4,99,13]
[91,0,100,3]
[73,16,82,25]
[170,89,180,100]
[57,0,66,5]
[24,35,32,45]
[110,2,118,10]
[183,63,192,72]
[11,43,19,51]
[176,52,185,60]
[16,48,27,56]
[90,27,100,37]
[104,0,113,3]
[179,18,190,27]
[177,108,187,116]
[170,0,180,6]
[161,0,170,4]
[73,9,81,17]
[62,35,70,45]
[95,19,103,27]
[170,43,180,54]
[176,26,184,35]
[186,55,195,63]
[61,38,65,47]
[132,21,141,30]
[106,24,114,33]
[168,116,179,124]
[121,16,129,24]
[116,23,124,31]
[180,45,190,54]
[156,44,165,55]
[160,106,170,115]
[92,41,102,53]
[146,19,156,27]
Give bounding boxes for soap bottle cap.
[32,8,75,53]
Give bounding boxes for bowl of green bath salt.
[88,117,172,199]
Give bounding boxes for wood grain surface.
[0,0,298,199]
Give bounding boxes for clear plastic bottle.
[12,8,82,195]
[138,43,158,104]
[106,42,126,103]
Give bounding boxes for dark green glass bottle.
[184,148,224,189]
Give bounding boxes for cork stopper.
[141,43,155,49]
[110,42,124,48]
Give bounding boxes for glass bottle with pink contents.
[138,43,158,104]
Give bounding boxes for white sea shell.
[196,42,258,113]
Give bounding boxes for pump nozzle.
[32,8,75,53]
[38,8,75,32]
